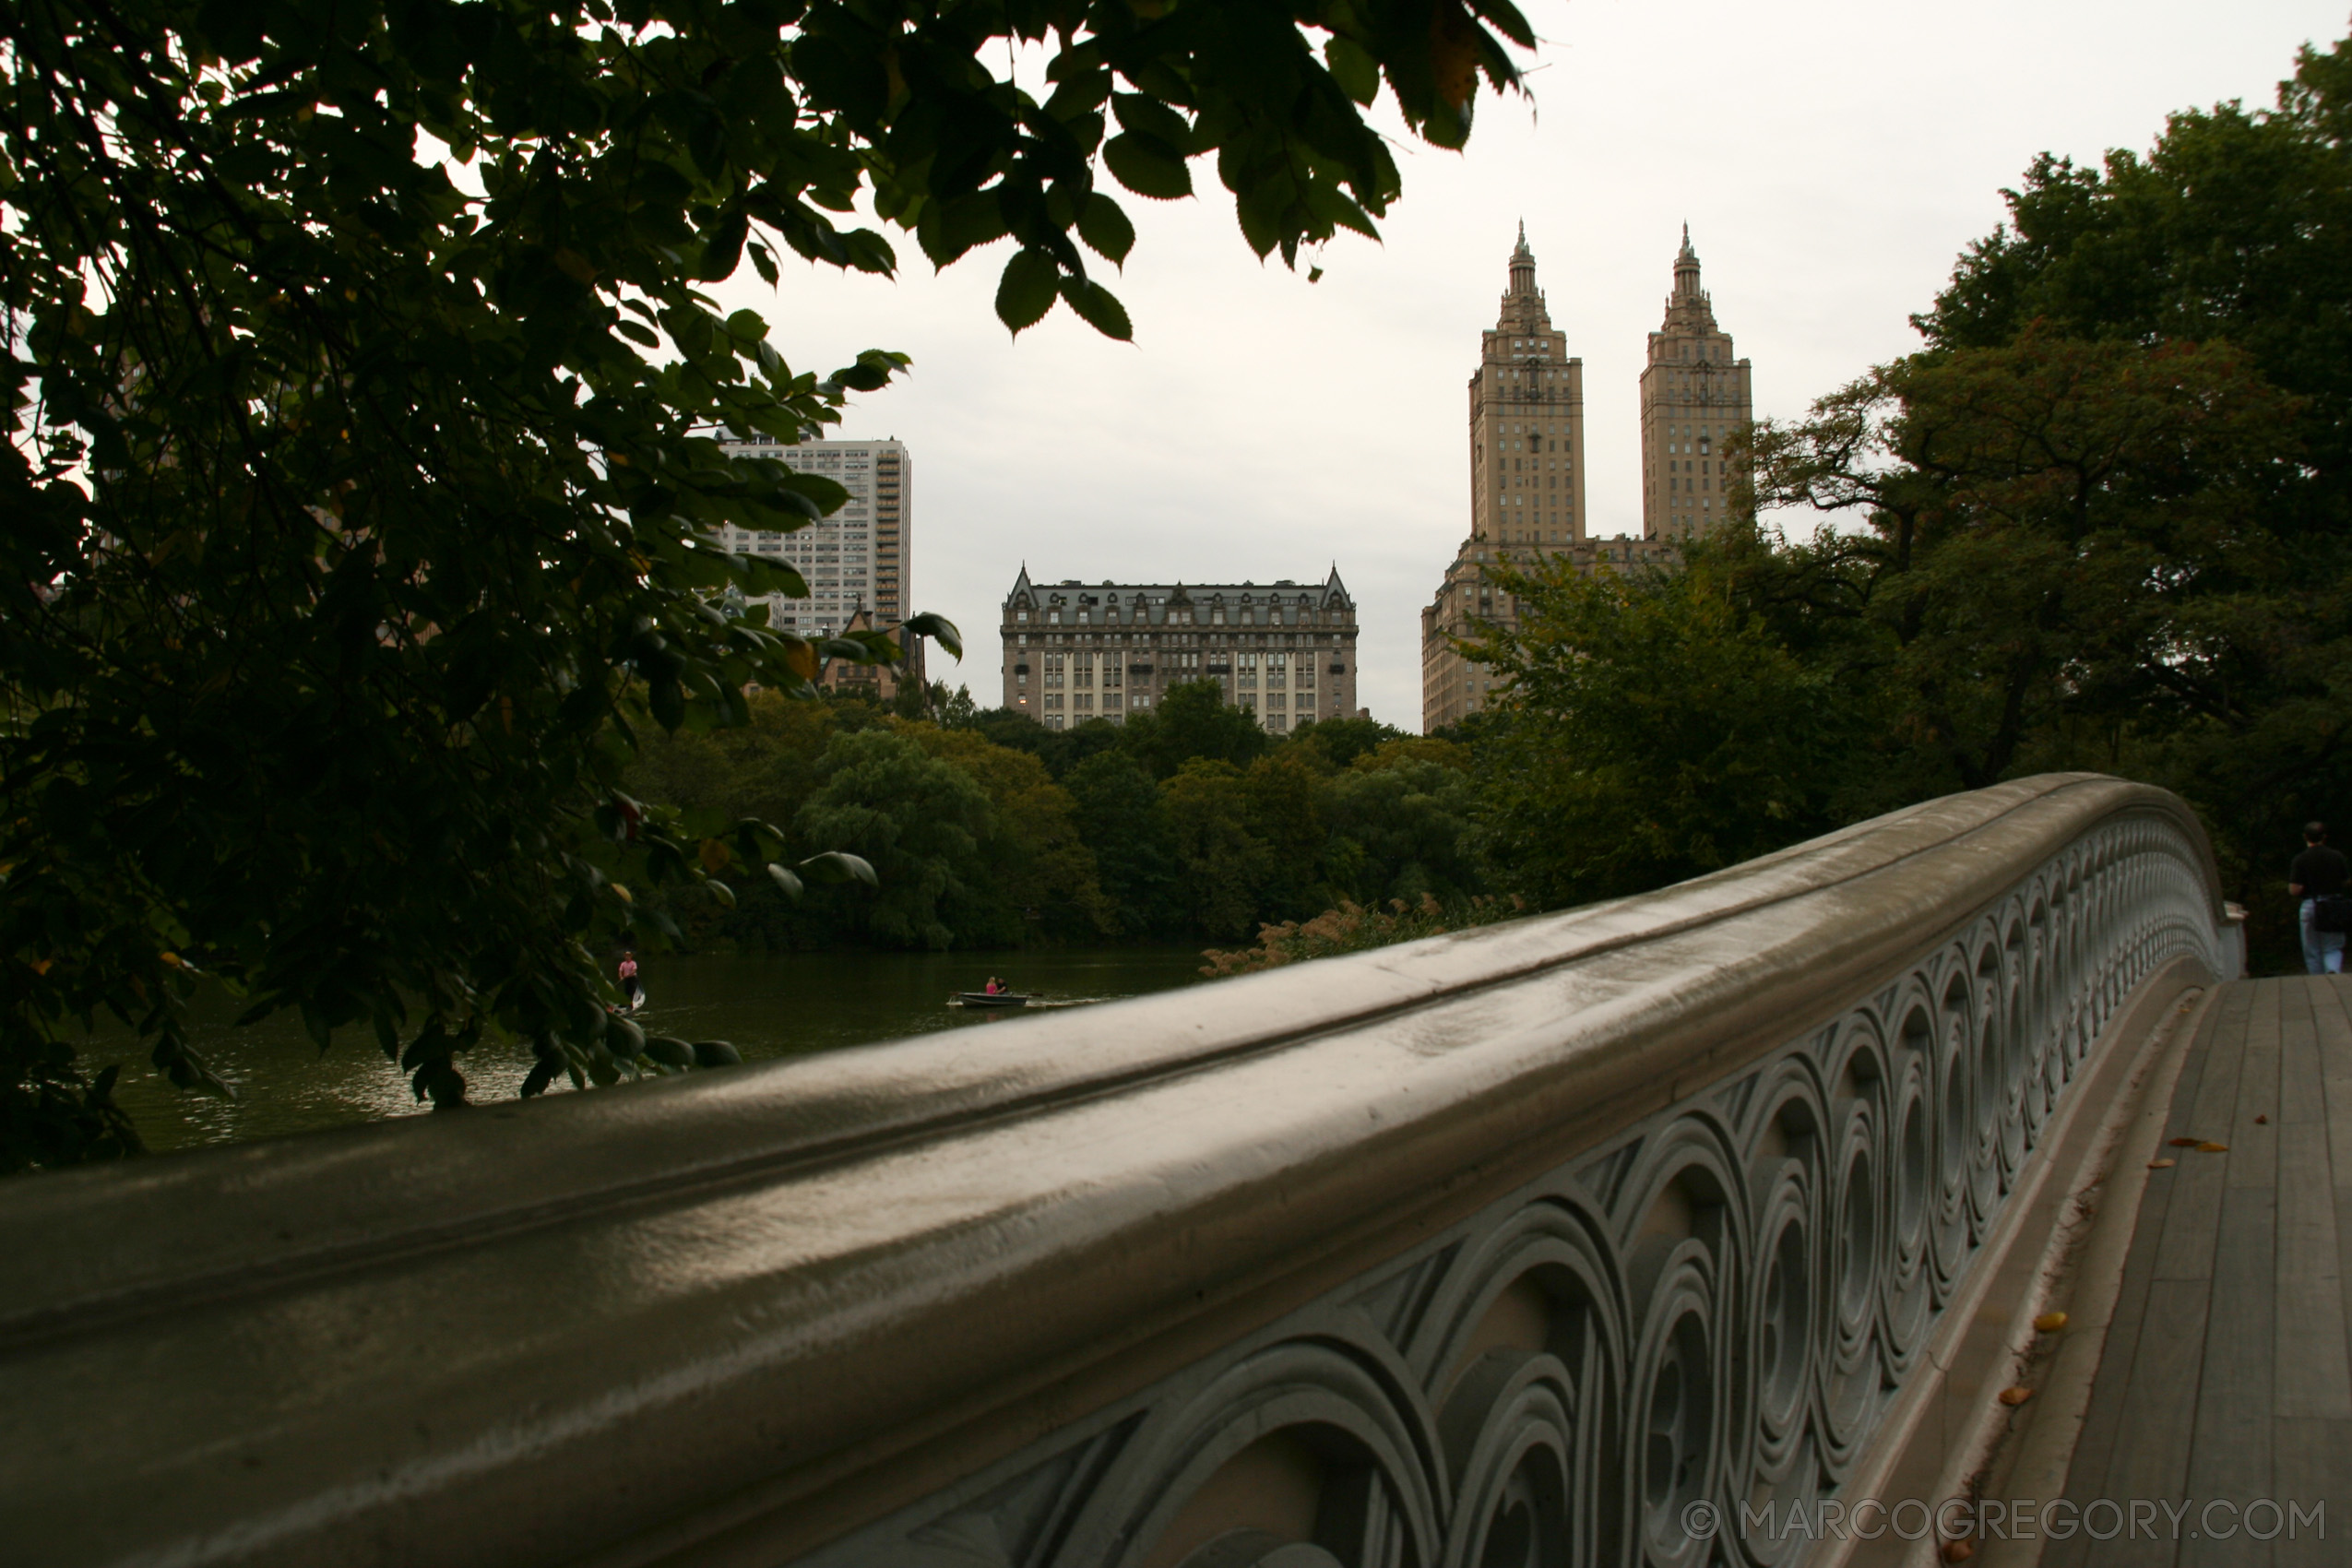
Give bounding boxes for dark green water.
[97,947,1213,1156]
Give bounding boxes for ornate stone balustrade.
[0,776,2238,1568]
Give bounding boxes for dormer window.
[1016,611,1028,624]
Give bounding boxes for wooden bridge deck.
[2044,976,2352,1567]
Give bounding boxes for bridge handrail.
[0,774,2236,1568]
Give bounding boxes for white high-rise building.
[714,434,909,638]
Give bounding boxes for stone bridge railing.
[0,776,2240,1568]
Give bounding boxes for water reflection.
[94,947,1211,1155]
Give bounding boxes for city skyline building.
[715,434,909,639]
[1640,228,1753,540]
[1001,568,1361,732]
[1420,231,1677,732]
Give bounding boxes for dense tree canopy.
[0,0,1533,1168]
[1466,552,1870,905]
[621,683,1481,949]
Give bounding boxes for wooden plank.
[2156,985,2255,1282]
[2082,1277,2209,1568]
[2273,1121,2351,1419]
[2276,980,2325,1125]
[2272,1416,2352,1568]
[2044,1170,2180,1568]
[2180,1182,2278,1568]
[2312,978,2352,1185]
[2042,1000,2218,1568]
[2228,980,2284,1191]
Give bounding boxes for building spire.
[1507,223,1537,296]
[1673,224,1702,297]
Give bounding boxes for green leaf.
[1060,278,1134,342]
[1076,193,1135,265]
[1103,133,1194,201]
[1324,36,1381,105]
[798,849,878,886]
[642,1035,694,1067]
[648,677,687,731]
[691,1039,743,1067]
[995,248,1060,333]
[699,210,750,281]
[1111,93,1194,151]
[899,611,964,659]
[767,861,805,897]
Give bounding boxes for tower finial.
[1507,223,1536,294]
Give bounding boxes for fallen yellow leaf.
[2196,1141,2229,1153]
[2035,1312,2069,1333]
[2168,1136,2203,1147]
[2148,1158,2176,1169]
[1998,1385,2034,1407]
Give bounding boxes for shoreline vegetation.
[1200,895,1528,977]
[625,684,1491,956]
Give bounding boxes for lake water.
[98,946,1215,1156]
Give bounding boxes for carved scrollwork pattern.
[808,816,2223,1568]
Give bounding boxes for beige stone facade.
[1641,229,1752,540]
[1420,232,1675,732]
[1001,568,1361,733]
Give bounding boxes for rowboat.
[951,991,1035,1009]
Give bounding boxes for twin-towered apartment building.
[1420,227,1754,731]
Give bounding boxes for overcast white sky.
[708,1,2350,730]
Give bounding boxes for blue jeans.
[2304,899,2346,975]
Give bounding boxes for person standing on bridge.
[2289,822,2347,975]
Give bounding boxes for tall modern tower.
[1420,228,1586,731]
[1639,228,1752,540]
[713,434,909,639]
